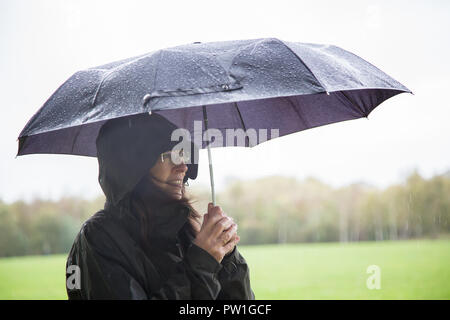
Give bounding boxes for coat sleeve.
[66,222,224,300]
[216,246,255,300]
[143,243,225,300]
[66,226,148,299]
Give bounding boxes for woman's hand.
[193,203,240,263]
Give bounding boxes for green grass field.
[0,239,449,299]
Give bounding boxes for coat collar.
[104,198,190,242]
[148,202,191,240]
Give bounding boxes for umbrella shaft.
[207,147,216,206]
[203,106,216,206]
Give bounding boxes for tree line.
[0,169,449,257]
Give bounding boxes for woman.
[66,113,254,300]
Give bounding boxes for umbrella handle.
[202,106,216,206]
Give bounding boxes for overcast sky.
[1,0,449,203]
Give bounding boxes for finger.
[207,202,224,214]
[224,234,239,247]
[208,205,224,217]
[212,217,234,237]
[205,206,225,227]
[223,218,236,231]
[219,224,237,244]
[202,213,209,227]
[223,235,240,253]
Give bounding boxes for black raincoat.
[65,113,254,300]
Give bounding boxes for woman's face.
[149,150,188,200]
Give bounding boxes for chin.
[167,192,182,200]
[173,194,183,200]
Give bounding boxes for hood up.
[96,112,198,207]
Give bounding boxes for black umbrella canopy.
[17,37,411,157]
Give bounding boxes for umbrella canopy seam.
[91,51,161,109]
[276,38,328,94]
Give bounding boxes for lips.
[167,179,183,187]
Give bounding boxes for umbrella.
[17,38,412,204]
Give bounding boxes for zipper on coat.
[175,238,183,258]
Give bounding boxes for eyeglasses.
[160,149,190,165]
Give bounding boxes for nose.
[174,162,188,174]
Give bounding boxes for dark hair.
[129,173,201,251]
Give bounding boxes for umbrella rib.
[233,102,247,132]
[284,96,310,129]
[233,102,252,147]
[70,126,82,154]
[338,91,368,118]
[151,50,164,95]
[276,39,328,93]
